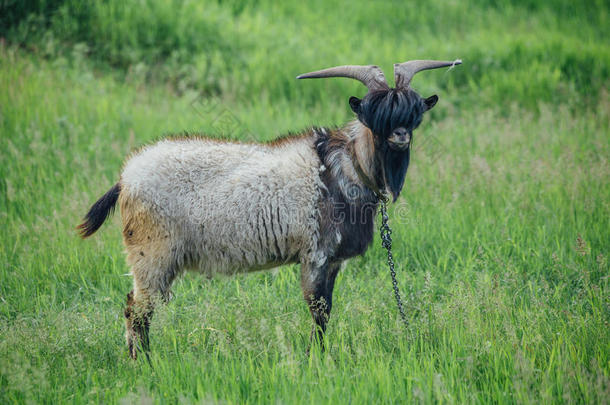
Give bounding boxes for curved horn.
[297,65,389,91]
[394,59,462,88]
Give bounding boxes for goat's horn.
[394,59,462,88]
[297,65,389,92]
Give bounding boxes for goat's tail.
[77,182,121,238]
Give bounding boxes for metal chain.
[378,196,409,329]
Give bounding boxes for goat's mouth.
[382,147,411,202]
[388,134,411,152]
[387,139,410,151]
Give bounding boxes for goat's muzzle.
[387,127,411,151]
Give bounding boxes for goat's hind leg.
[124,263,177,360]
[124,287,154,360]
[121,231,177,359]
[124,289,150,358]
[120,195,178,359]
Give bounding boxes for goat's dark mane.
[359,88,425,137]
[314,127,379,260]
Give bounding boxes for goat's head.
[297,59,461,201]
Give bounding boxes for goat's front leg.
[301,259,342,351]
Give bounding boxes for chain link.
[378,196,409,329]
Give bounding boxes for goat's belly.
[184,228,301,276]
[189,257,295,276]
[174,196,308,275]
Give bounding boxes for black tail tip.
[76,220,99,238]
[77,183,121,238]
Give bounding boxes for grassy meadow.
[0,0,609,403]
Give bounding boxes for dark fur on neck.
[314,125,379,260]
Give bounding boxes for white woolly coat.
[120,136,326,276]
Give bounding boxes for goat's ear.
[349,96,361,114]
[423,95,438,111]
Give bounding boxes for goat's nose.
[393,127,407,137]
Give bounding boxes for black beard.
[383,146,410,202]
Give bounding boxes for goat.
[78,59,461,359]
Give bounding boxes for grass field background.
[0,0,608,403]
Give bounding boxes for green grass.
[0,1,609,403]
